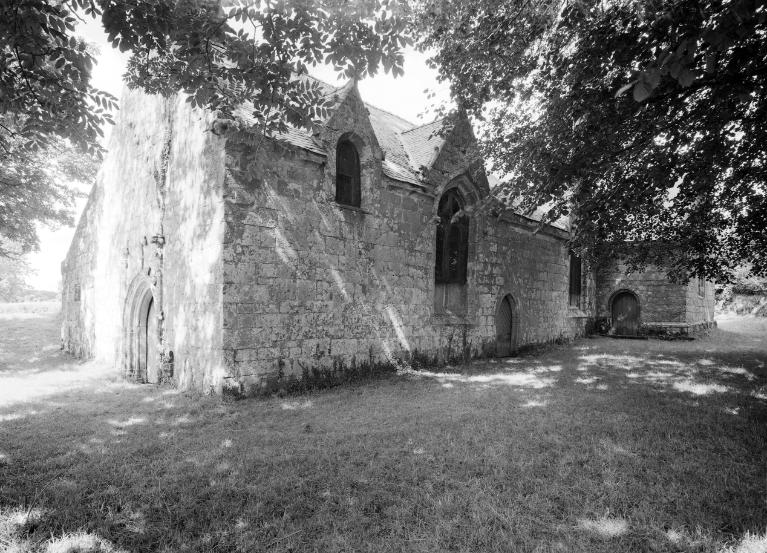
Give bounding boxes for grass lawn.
[1,306,765,552]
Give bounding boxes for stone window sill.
[336,203,371,215]
[568,306,589,318]
[431,312,472,326]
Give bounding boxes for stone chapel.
[61,79,715,394]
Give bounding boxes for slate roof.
[399,119,446,172]
[366,104,416,169]
[486,175,569,231]
[233,76,566,230]
[232,102,326,155]
[234,77,443,186]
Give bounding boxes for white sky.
[27,19,449,291]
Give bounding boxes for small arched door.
[145,297,159,383]
[135,289,159,384]
[611,291,640,335]
[496,295,514,357]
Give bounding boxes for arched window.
[435,189,469,284]
[335,139,361,207]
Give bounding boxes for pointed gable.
[317,79,380,154]
[225,76,574,228]
[419,112,489,199]
[230,77,482,190]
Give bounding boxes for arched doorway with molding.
[495,294,518,357]
[124,277,160,383]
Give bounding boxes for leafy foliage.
[726,265,767,294]
[0,115,96,254]
[1,0,113,254]
[1,0,411,254]
[117,0,411,135]
[1,0,117,156]
[416,0,767,281]
[0,247,33,301]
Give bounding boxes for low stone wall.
[643,320,717,336]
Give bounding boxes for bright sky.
[27,19,449,291]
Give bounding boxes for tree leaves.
[415,0,767,281]
[117,0,411,138]
[1,0,411,255]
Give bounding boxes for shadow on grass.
[0,312,766,552]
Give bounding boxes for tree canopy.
[1,0,409,254]
[3,0,766,282]
[416,0,767,282]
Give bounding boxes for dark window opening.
[569,253,582,307]
[697,277,705,297]
[435,189,469,285]
[335,139,361,207]
[74,283,81,302]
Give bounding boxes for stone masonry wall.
[475,218,594,345]
[61,89,168,369]
[63,84,594,395]
[596,259,688,325]
[160,95,228,392]
[61,182,102,359]
[220,91,592,394]
[61,89,226,390]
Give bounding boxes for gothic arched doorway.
[125,278,160,383]
[495,294,516,357]
[611,290,640,335]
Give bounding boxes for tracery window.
[435,189,469,284]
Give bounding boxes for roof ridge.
[363,102,416,128]
[400,117,446,135]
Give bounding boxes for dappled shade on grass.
[0,310,765,552]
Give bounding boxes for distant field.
[0,301,59,318]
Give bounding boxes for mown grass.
[0,310,765,552]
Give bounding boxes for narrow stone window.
[697,276,705,297]
[434,189,469,315]
[74,283,81,302]
[335,139,361,207]
[569,252,582,308]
